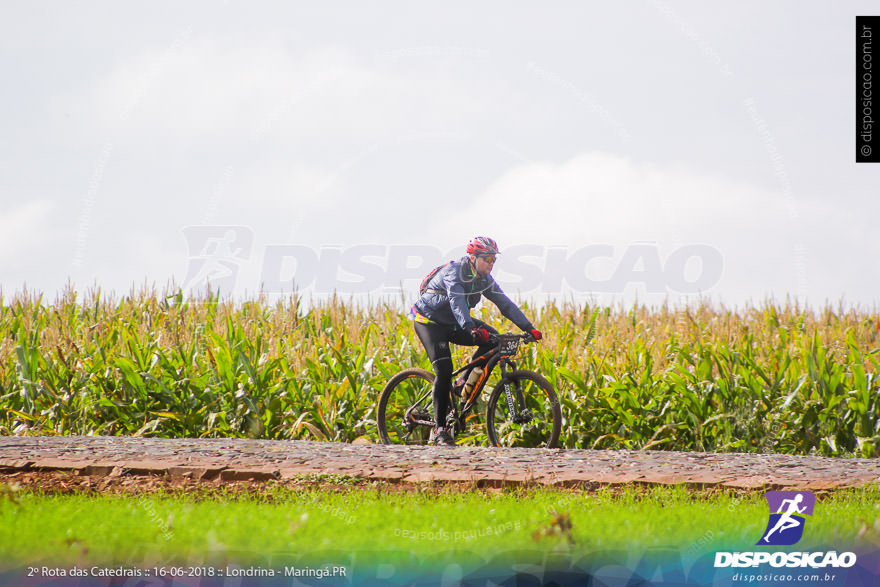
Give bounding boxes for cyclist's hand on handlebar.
[470,327,490,344]
[529,328,543,341]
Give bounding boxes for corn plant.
[1,286,878,456]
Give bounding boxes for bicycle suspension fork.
[498,359,528,419]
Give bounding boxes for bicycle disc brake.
[513,408,534,424]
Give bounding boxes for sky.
[2,1,878,309]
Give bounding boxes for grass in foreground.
[2,485,880,568]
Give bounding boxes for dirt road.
[1,436,877,492]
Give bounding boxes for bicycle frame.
[398,334,533,433]
[451,334,529,425]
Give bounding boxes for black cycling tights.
[413,319,497,427]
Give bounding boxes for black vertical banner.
[857,16,879,162]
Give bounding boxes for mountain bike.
[377,333,561,448]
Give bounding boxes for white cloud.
[456,152,795,247]
[435,152,858,307]
[0,201,55,268]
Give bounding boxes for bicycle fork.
[498,361,532,424]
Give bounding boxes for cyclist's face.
[472,254,496,276]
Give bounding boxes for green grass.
[2,485,879,568]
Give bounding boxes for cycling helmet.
[466,236,499,256]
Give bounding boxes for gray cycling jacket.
[412,256,533,332]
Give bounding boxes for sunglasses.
[479,255,497,263]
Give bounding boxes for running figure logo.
[757,491,816,546]
[182,226,253,295]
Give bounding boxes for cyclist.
[411,236,542,446]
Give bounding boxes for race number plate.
[500,337,520,356]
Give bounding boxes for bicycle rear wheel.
[486,370,561,448]
[377,368,436,445]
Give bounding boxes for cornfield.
[1,286,879,457]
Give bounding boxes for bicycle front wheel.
[486,370,561,448]
[377,368,436,445]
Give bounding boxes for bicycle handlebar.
[487,332,537,345]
